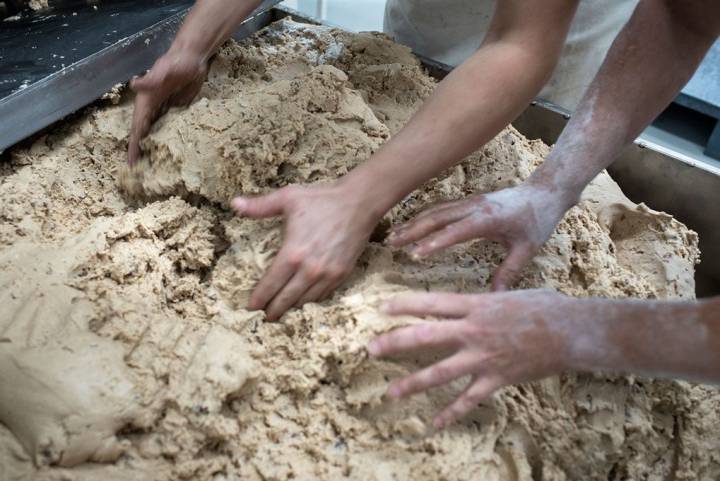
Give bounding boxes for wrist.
[554,297,618,373]
[524,174,581,214]
[525,151,590,211]
[169,37,211,66]
[336,170,397,226]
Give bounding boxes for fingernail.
[380,301,392,313]
[410,250,423,261]
[387,384,402,398]
[367,341,380,357]
[433,417,445,429]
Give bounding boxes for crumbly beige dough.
[1,19,717,481]
[101,83,125,105]
[120,65,387,204]
[0,333,140,467]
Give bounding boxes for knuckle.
[459,321,480,339]
[303,260,324,280]
[286,250,306,267]
[466,389,484,405]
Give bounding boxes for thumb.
[491,242,536,292]
[231,190,287,219]
[131,71,162,92]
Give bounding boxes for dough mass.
[1,19,717,481]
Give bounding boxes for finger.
[368,320,465,358]
[128,133,141,166]
[314,273,349,303]
[171,77,204,107]
[318,279,342,302]
[265,269,315,321]
[389,202,454,236]
[387,351,477,398]
[387,206,468,248]
[128,119,150,166]
[295,278,332,307]
[410,218,489,258]
[170,88,199,107]
[491,242,537,292]
[382,292,473,318]
[248,250,297,311]
[433,376,501,429]
[128,94,158,164]
[231,189,287,219]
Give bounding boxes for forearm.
[529,0,720,199]
[171,0,262,60]
[565,296,720,383]
[340,42,559,219]
[340,0,582,219]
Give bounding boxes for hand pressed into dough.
[128,50,208,164]
[387,183,574,291]
[369,290,573,428]
[231,183,380,320]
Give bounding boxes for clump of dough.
[119,65,388,204]
[0,18,714,481]
[0,334,141,467]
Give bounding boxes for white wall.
[281,0,386,32]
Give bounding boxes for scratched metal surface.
[0,0,280,151]
[0,0,194,99]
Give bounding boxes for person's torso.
[383,0,639,110]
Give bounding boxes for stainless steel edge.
[0,0,282,153]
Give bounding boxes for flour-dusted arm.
[369,291,720,428]
[390,0,720,290]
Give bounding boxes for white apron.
[384,0,638,111]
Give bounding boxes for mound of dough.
[0,333,140,467]
[119,65,387,204]
[0,18,715,481]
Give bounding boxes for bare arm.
[370,291,720,427]
[168,0,263,61]
[391,0,720,289]
[339,0,580,219]
[530,0,720,199]
[566,296,720,382]
[232,0,580,319]
[128,0,262,163]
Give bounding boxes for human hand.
[387,183,575,290]
[368,289,578,428]
[231,183,382,321]
[128,48,208,164]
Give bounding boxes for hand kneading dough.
[0,18,717,481]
